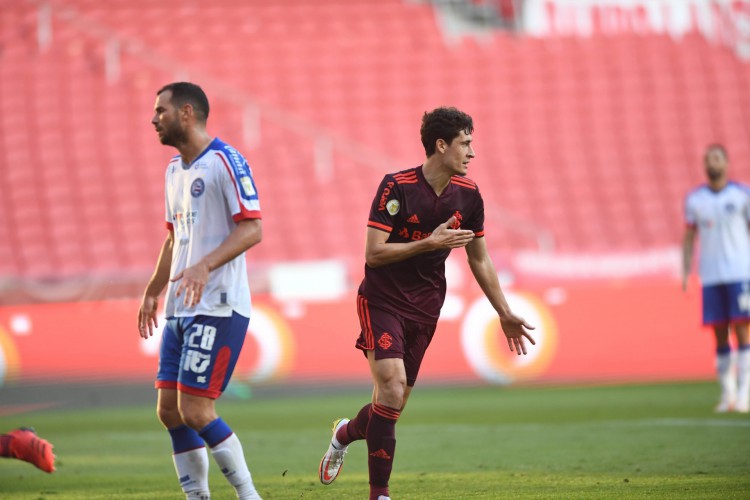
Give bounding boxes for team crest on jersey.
[725,203,737,213]
[191,178,205,197]
[451,210,463,229]
[386,199,400,216]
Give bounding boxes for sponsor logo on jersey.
[407,214,420,224]
[224,144,247,172]
[399,227,431,241]
[378,182,395,211]
[191,178,205,197]
[386,199,400,216]
[220,144,258,201]
[173,211,198,229]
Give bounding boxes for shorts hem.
[703,317,750,327]
[177,382,221,399]
[355,343,404,360]
[155,380,220,399]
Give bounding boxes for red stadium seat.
[2,1,749,282]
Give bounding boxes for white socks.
[209,433,261,500]
[717,349,736,408]
[172,433,260,499]
[737,347,750,409]
[173,447,210,499]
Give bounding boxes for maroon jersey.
[359,165,485,323]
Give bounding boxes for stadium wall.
[0,278,714,388]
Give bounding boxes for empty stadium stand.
[1,0,749,288]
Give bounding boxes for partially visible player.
[317,107,535,499]
[139,82,263,499]
[683,144,750,413]
[0,427,55,473]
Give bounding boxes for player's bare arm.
[465,236,536,355]
[138,231,174,339]
[172,218,262,307]
[365,215,474,268]
[682,226,696,291]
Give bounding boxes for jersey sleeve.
[741,183,750,223]
[165,166,174,231]
[367,175,399,233]
[684,193,697,228]
[464,188,485,237]
[217,152,262,221]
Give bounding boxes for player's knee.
[179,412,204,431]
[379,377,407,407]
[178,406,216,431]
[156,404,182,428]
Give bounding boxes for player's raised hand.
[430,216,475,249]
[138,295,159,339]
[171,261,210,308]
[499,312,536,355]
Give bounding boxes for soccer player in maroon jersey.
[318,107,536,499]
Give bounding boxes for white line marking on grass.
[624,418,750,428]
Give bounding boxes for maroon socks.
[366,403,400,500]
[336,403,373,446]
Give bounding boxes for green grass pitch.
[0,381,748,499]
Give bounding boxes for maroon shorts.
[355,294,437,386]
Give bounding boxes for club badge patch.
[191,178,205,197]
[386,199,400,216]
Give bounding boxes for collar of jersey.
[181,137,219,169]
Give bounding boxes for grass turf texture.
[0,381,748,499]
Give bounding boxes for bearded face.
[152,90,189,149]
[157,116,188,148]
[704,149,728,183]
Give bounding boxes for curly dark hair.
[157,82,210,123]
[420,107,474,156]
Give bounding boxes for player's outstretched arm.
[138,231,174,339]
[365,216,474,268]
[172,218,262,308]
[465,236,535,355]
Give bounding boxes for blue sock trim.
[198,417,233,448]
[168,424,205,454]
[739,344,750,352]
[717,345,732,356]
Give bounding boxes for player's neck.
[422,159,452,196]
[708,177,729,192]
[179,131,214,165]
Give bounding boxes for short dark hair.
[157,82,210,123]
[420,107,474,156]
[704,143,728,162]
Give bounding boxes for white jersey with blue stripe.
[685,181,750,285]
[163,138,261,318]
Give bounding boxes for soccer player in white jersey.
[138,82,263,499]
[683,144,750,413]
